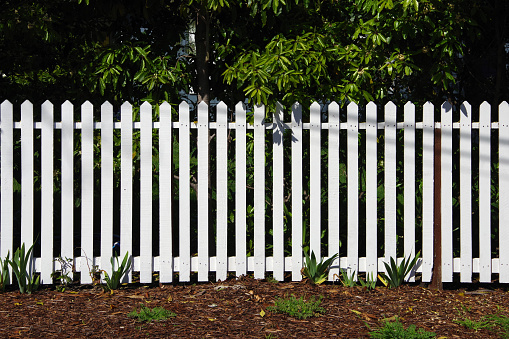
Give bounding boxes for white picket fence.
[1,100,509,285]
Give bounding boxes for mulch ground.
[0,276,508,338]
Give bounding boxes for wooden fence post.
[431,126,443,290]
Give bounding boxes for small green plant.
[7,242,40,294]
[51,256,74,292]
[128,304,176,322]
[267,295,325,319]
[0,252,10,292]
[486,314,509,338]
[369,319,436,338]
[359,272,377,290]
[338,268,356,287]
[301,250,338,284]
[453,317,494,332]
[102,251,132,291]
[380,252,420,288]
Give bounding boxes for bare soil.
[0,276,508,338]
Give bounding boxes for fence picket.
[328,102,341,279]
[366,102,378,277]
[1,101,14,261]
[500,102,509,283]
[41,101,54,284]
[120,102,133,283]
[254,104,266,279]
[310,102,321,260]
[273,103,285,281]
[291,103,303,281]
[479,102,491,282]
[347,102,359,277]
[235,102,247,277]
[216,102,228,281]
[140,102,153,283]
[404,102,416,281]
[101,102,114,280]
[179,102,191,281]
[385,102,397,263]
[61,101,74,261]
[197,101,209,281]
[81,101,94,284]
[422,102,435,282]
[159,102,173,283]
[21,101,34,250]
[441,102,453,282]
[460,102,472,283]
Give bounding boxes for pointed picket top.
[101,101,113,122]
[480,101,491,111]
[274,102,284,125]
[179,100,189,112]
[385,101,396,127]
[1,100,13,119]
[21,99,33,110]
[367,101,377,110]
[366,102,377,128]
[254,104,264,126]
[160,101,171,109]
[62,100,73,110]
[235,101,246,124]
[198,100,208,125]
[347,101,358,127]
[442,100,453,113]
[500,101,509,111]
[81,100,93,109]
[385,100,397,111]
[42,101,53,122]
[423,102,434,126]
[291,102,302,126]
[460,101,471,121]
[159,101,171,120]
[404,101,415,111]
[329,101,340,112]
[309,102,320,129]
[141,101,152,119]
[347,101,358,110]
[121,101,132,110]
[404,101,415,128]
[101,101,113,110]
[216,101,227,111]
[216,102,227,127]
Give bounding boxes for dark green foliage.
[302,250,338,284]
[0,252,10,292]
[102,252,132,291]
[7,243,40,294]
[380,252,420,288]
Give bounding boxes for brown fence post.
[430,126,443,290]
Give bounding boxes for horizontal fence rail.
[0,100,508,284]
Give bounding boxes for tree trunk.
[195,3,210,105]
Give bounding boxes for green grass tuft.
[128,304,176,322]
[369,320,436,339]
[267,295,325,319]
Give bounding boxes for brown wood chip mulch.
[0,276,508,338]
